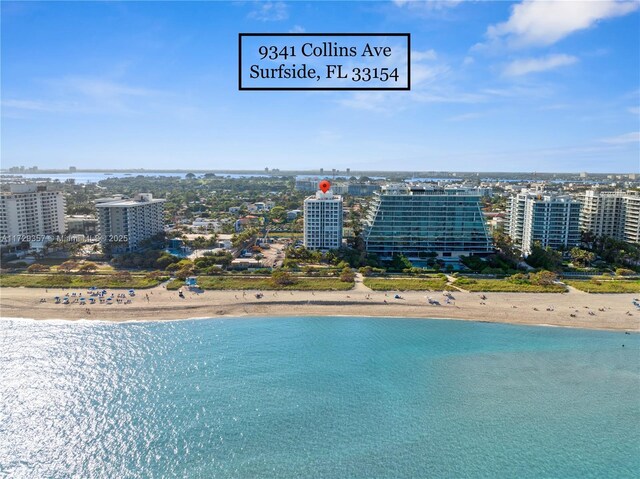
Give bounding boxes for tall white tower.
[303,183,343,251]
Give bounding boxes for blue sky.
[1,0,639,173]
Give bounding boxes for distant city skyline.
[2,1,639,173]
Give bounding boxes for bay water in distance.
[1,316,638,478]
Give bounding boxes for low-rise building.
[65,215,99,237]
[191,218,221,232]
[287,209,302,221]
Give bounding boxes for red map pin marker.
[319,180,331,193]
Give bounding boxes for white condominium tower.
[303,189,343,251]
[0,184,66,247]
[578,190,626,239]
[507,191,581,255]
[578,190,639,243]
[364,184,493,261]
[96,193,165,252]
[623,193,640,243]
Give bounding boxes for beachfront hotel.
[303,189,343,251]
[363,184,493,262]
[507,191,581,255]
[0,184,66,247]
[96,193,165,253]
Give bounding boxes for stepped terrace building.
[363,184,493,262]
[303,190,343,251]
[96,193,165,253]
[507,191,581,255]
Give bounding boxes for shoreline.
[1,285,639,331]
[1,313,637,334]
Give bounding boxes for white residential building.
[577,190,640,243]
[0,184,65,247]
[624,193,640,243]
[578,190,626,239]
[96,193,165,252]
[303,190,343,250]
[507,191,581,255]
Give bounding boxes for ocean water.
[0,317,638,478]
[0,172,272,184]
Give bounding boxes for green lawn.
[454,278,566,293]
[196,276,353,290]
[0,274,161,289]
[565,279,640,293]
[363,277,452,291]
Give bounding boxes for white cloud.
[394,0,462,10]
[248,1,288,21]
[411,63,450,86]
[289,25,305,33]
[412,49,437,61]
[338,92,393,112]
[628,106,640,115]
[2,99,54,112]
[504,54,578,76]
[600,131,640,144]
[53,77,159,99]
[485,0,639,48]
[2,77,166,117]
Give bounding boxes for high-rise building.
[295,178,319,192]
[578,190,626,239]
[577,190,640,244]
[0,184,65,247]
[363,184,493,261]
[303,189,343,250]
[96,193,165,252]
[623,193,640,243]
[507,191,581,255]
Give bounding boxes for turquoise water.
[1,317,638,478]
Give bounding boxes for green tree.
[525,243,562,271]
[390,253,412,271]
[269,206,286,223]
[569,247,595,268]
